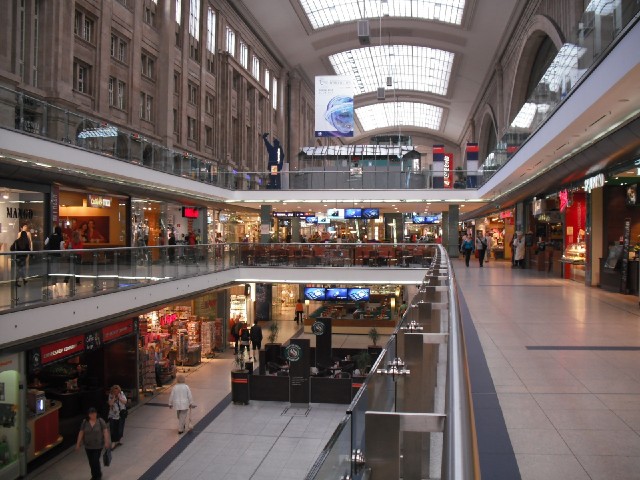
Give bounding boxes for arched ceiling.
[239,0,526,143]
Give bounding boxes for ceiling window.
[299,0,465,29]
[355,102,443,131]
[272,77,278,109]
[330,45,454,96]
[189,0,200,40]
[207,7,216,52]
[264,68,270,90]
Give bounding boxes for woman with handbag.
[107,385,127,449]
[75,407,111,479]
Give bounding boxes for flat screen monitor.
[326,288,348,301]
[327,208,345,219]
[305,216,318,224]
[413,215,439,224]
[626,184,637,206]
[362,208,380,219]
[348,288,370,302]
[304,287,326,301]
[317,216,330,224]
[182,207,199,218]
[344,208,362,219]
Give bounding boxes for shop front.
[23,318,137,470]
[58,190,129,247]
[0,186,47,253]
[132,200,207,248]
[558,190,587,282]
[0,353,24,480]
[216,211,260,243]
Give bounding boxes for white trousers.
[177,409,188,432]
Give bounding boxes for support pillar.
[291,217,301,243]
[442,205,459,258]
[260,205,272,244]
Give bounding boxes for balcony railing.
[305,245,480,479]
[0,242,437,313]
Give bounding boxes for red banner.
[443,153,454,189]
[40,335,85,365]
[102,319,134,343]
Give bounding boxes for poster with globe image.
[315,76,354,137]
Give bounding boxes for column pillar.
[291,217,301,242]
[443,205,459,258]
[260,204,272,244]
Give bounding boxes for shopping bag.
[103,448,112,467]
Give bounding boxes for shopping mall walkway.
[26,321,340,480]
[455,259,640,480]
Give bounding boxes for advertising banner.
[443,152,454,189]
[40,335,85,366]
[315,76,354,137]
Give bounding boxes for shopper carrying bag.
[168,374,194,434]
[75,407,111,479]
[107,384,127,449]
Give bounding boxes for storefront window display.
[0,354,23,480]
[217,211,260,243]
[0,189,46,251]
[271,284,298,321]
[59,190,128,247]
[24,320,137,466]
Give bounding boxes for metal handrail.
[442,246,481,479]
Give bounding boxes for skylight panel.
[510,102,537,129]
[539,43,586,92]
[356,102,443,131]
[299,0,466,29]
[330,45,454,96]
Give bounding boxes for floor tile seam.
[248,418,294,480]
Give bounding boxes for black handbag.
[103,448,112,467]
[119,408,128,419]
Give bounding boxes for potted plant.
[231,352,250,405]
[351,350,371,398]
[367,327,382,358]
[264,321,282,367]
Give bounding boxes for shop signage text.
[499,210,513,219]
[40,335,85,365]
[583,174,605,193]
[102,319,134,343]
[6,207,34,220]
[443,153,454,189]
[161,313,179,325]
[88,195,112,208]
[272,212,314,218]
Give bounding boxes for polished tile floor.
[455,258,640,480]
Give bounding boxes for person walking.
[460,235,474,267]
[239,324,251,356]
[295,299,304,324]
[65,230,84,284]
[513,231,526,268]
[10,231,31,287]
[168,230,177,263]
[75,407,110,480]
[250,321,263,360]
[154,345,163,387]
[476,232,488,267]
[107,385,127,449]
[168,375,194,434]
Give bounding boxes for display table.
[184,346,201,366]
[26,400,63,462]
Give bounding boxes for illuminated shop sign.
[443,153,454,189]
[272,212,314,218]
[102,319,134,343]
[583,174,604,193]
[182,207,199,218]
[88,195,112,208]
[40,335,85,365]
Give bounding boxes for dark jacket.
[250,324,263,342]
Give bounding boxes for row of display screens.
[305,208,380,223]
[304,287,370,302]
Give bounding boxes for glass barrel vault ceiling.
[299,0,466,29]
[330,45,455,96]
[356,102,443,131]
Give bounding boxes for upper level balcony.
[0,242,435,349]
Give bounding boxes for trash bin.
[231,370,250,405]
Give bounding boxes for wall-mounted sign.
[532,199,545,216]
[40,335,85,366]
[499,210,513,219]
[559,189,569,212]
[311,321,326,336]
[182,207,199,218]
[102,319,134,343]
[272,212,314,218]
[443,153,454,189]
[583,174,605,193]
[88,195,112,208]
[5,208,34,220]
[284,344,302,362]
